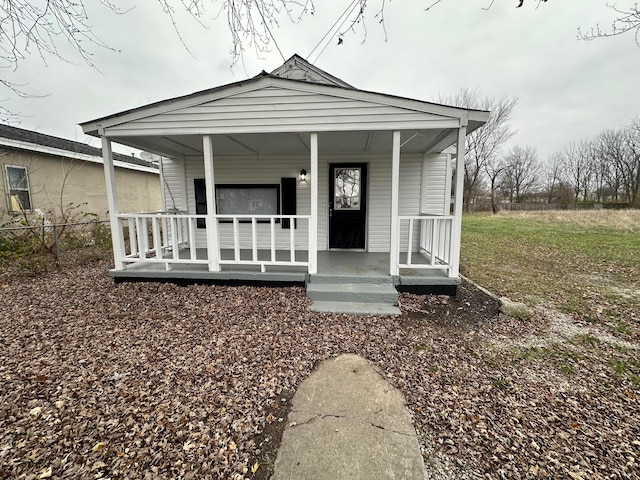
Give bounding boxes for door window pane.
[334,168,361,210]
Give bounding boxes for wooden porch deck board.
[110,249,459,286]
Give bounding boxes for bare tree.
[594,129,626,201]
[563,141,594,202]
[439,89,517,211]
[484,156,510,214]
[501,146,541,203]
[542,152,564,203]
[620,118,640,206]
[579,3,640,45]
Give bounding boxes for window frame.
[4,165,32,213]
[194,180,281,228]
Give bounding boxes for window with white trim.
[5,165,32,212]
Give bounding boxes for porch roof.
[80,55,489,158]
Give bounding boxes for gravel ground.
[1,259,639,479]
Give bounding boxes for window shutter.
[281,177,296,229]
[194,179,207,228]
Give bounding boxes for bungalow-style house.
[0,124,161,222]
[80,55,489,314]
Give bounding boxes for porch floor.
[110,249,459,287]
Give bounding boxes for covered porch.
[95,126,470,285]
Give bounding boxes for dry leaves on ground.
[1,259,639,479]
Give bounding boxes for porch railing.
[117,212,207,266]
[116,212,311,271]
[397,215,453,272]
[214,214,311,271]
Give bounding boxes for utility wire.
[307,0,359,61]
[254,0,286,62]
[312,0,361,64]
[309,0,362,64]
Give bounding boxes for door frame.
[327,162,369,251]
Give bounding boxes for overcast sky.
[4,1,639,161]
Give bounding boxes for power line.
[254,0,286,62]
[307,0,358,60]
[308,0,360,64]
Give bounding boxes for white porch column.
[308,133,318,275]
[203,135,220,272]
[389,130,401,276]
[449,122,468,278]
[101,135,125,270]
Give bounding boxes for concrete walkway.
[271,354,427,480]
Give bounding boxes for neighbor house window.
[194,180,280,228]
[5,166,32,212]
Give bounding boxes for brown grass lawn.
[461,209,640,337]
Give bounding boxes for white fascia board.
[0,138,159,174]
[103,119,464,138]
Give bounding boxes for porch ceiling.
[109,128,460,158]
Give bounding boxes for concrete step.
[309,301,401,316]
[306,283,398,304]
[308,274,394,285]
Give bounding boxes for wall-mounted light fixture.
[299,169,307,182]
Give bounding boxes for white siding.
[184,155,310,250]
[163,152,423,253]
[161,157,187,212]
[420,154,449,215]
[107,86,457,136]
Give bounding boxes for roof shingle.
[0,123,158,169]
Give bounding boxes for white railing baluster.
[270,218,276,262]
[252,218,258,262]
[407,218,414,266]
[446,220,452,264]
[182,217,189,246]
[116,217,126,263]
[162,217,169,252]
[233,218,240,261]
[128,218,137,256]
[171,216,179,260]
[289,217,295,262]
[189,217,197,260]
[152,217,162,259]
[420,219,427,252]
[431,219,438,265]
[143,218,151,256]
[136,217,146,260]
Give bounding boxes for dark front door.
[329,163,367,249]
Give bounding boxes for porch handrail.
[397,215,454,274]
[213,214,311,220]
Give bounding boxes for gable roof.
[79,54,489,157]
[81,54,488,134]
[0,124,158,173]
[270,54,354,88]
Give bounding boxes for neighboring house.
[80,54,489,309]
[0,124,161,223]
